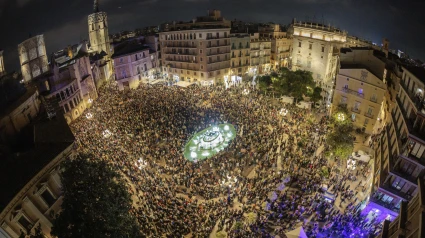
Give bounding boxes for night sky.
[1,0,424,71]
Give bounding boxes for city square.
[69,81,379,237]
[1,0,425,237]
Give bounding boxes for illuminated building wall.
[288,21,347,90]
[18,35,49,83]
[88,0,111,56]
[159,11,231,86]
[230,33,250,77]
[249,33,271,75]
[259,24,292,69]
[377,179,425,238]
[366,65,425,227]
[112,45,154,90]
[333,67,387,135]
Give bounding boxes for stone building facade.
[288,21,347,90]
[18,35,49,83]
[229,33,250,83]
[112,43,154,90]
[249,33,271,75]
[159,10,231,86]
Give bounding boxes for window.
[296,59,301,66]
[321,46,325,52]
[309,44,312,50]
[364,118,369,126]
[201,65,203,69]
[200,57,203,62]
[224,32,227,38]
[298,42,301,47]
[358,88,363,94]
[120,58,123,63]
[340,96,347,104]
[367,107,373,116]
[200,49,203,54]
[41,189,56,207]
[201,73,204,77]
[18,215,33,231]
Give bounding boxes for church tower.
[88,0,111,56]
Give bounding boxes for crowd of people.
[71,81,383,237]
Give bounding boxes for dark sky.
[1,0,424,71]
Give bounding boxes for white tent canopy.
[175,81,194,87]
[285,226,308,238]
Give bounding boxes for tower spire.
[93,0,99,13]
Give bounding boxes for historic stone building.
[88,0,111,56]
[33,43,98,124]
[229,33,250,83]
[159,10,231,86]
[18,35,49,83]
[288,20,347,90]
[259,24,292,70]
[249,33,271,75]
[0,114,75,238]
[112,41,155,90]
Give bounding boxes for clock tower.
[88,0,111,56]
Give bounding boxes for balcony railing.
[164,51,197,56]
[165,45,197,48]
[389,165,418,185]
[396,97,425,142]
[351,107,361,114]
[380,183,412,201]
[207,51,230,56]
[207,44,230,49]
[400,81,425,115]
[206,36,230,40]
[342,87,364,98]
[369,196,400,213]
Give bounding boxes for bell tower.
[88,0,110,56]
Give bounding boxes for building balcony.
[389,165,418,185]
[351,107,361,114]
[207,59,230,65]
[380,183,412,201]
[251,48,260,51]
[164,52,197,56]
[164,58,198,64]
[342,87,364,98]
[400,81,425,116]
[369,196,401,213]
[164,45,197,48]
[207,51,230,56]
[364,112,374,119]
[396,97,425,142]
[206,36,230,40]
[206,44,230,49]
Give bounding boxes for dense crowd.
[71,82,382,237]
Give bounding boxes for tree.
[327,104,354,159]
[311,87,323,102]
[51,154,142,238]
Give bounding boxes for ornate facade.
[18,35,49,83]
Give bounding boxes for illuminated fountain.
[184,123,236,161]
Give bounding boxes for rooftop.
[404,65,425,84]
[112,42,150,58]
[0,114,74,211]
[340,62,385,86]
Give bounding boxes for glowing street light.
[191,151,197,159]
[279,108,288,116]
[103,129,112,138]
[337,112,346,121]
[88,98,93,104]
[224,125,230,131]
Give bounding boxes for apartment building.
[288,20,347,89]
[334,48,389,135]
[378,179,425,238]
[249,33,271,75]
[159,10,231,86]
[112,41,154,90]
[229,33,250,83]
[365,65,425,224]
[259,24,292,70]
